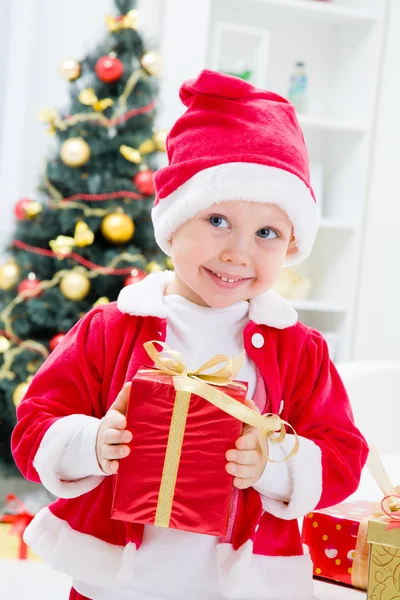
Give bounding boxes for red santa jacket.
[11,271,368,600]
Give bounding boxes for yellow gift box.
[367,518,400,600]
[0,523,40,561]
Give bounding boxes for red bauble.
[49,333,66,352]
[18,277,41,297]
[124,269,147,286]
[134,170,155,195]
[14,198,32,220]
[95,56,124,82]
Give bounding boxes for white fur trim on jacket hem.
[25,508,315,599]
[217,540,314,600]
[262,436,323,520]
[152,163,320,266]
[33,414,106,498]
[23,507,137,588]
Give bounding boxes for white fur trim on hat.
[152,163,320,266]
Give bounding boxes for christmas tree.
[0,0,169,476]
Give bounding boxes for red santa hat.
[152,69,319,265]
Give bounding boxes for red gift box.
[302,501,373,589]
[111,367,248,536]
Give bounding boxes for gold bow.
[106,10,138,32]
[49,221,94,256]
[79,88,114,112]
[143,341,298,528]
[120,139,156,164]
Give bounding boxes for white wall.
[0,0,164,247]
[352,0,400,360]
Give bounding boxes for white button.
[251,333,264,348]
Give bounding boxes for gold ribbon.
[79,89,114,112]
[106,10,138,32]
[142,341,299,528]
[120,140,156,164]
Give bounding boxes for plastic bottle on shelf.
[288,61,308,113]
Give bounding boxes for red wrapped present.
[112,341,293,537]
[302,501,373,589]
[0,494,36,560]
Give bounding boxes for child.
[12,70,368,600]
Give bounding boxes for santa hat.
[152,69,319,266]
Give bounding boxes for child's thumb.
[244,398,260,415]
[109,381,132,416]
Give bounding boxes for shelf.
[291,300,348,313]
[298,114,367,135]
[319,218,356,232]
[250,0,378,25]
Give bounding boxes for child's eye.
[209,215,230,229]
[258,228,279,240]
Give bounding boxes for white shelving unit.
[158,0,388,361]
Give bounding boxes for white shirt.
[58,294,291,600]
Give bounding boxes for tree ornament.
[18,273,41,298]
[120,145,142,164]
[60,269,91,301]
[147,261,163,273]
[105,9,138,33]
[141,51,162,77]
[0,336,11,353]
[0,259,20,291]
[13,381,31,407]
[124,268,146,286]
[14,198,42,220]
[49,235,75,256]
[74,221,95,247]
[93,297,109,307]
[60,137,91,167]
[164,257,174,270]
[95,55,124,83]
[138,139,156,154]
[153,130,168,152]
[134,168,155,195]
[59,58,81,81]
[78,88,114,112]
[101,211,135,244]
[38,108,59,134]
[49,333,66,352]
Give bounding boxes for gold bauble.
[164,257,174,271]
[0,335,11,353]
[147,261,163,273]
[0,259,20,291]
[13,382,30,407]
[93,296,110,307]
[153,130,167,152]
[60,137,91,167]
[141,51,162,76]
[60,269,91,301]
[101,211,135,244]
[59,58,81,81]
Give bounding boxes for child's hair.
[151,69,319,267]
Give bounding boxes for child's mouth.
[203,268,251,289]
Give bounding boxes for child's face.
[166,201,296,308]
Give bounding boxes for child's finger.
[103,443,130,461]
[102,459,119,474]
[233,476,253,490]
[104,428,132,445]
[244,398,260,414]
[226,462,255,479]
[235,430,259,450]
[109,381,132,417]
[225,449,258,465]
[107,409,127,431]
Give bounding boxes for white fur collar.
[117,271,298,329]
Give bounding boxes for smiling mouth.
[204,267,252,287]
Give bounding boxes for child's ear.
[285,234,297,258]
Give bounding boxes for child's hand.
[96,382,133,474]
[225,399,267,489]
